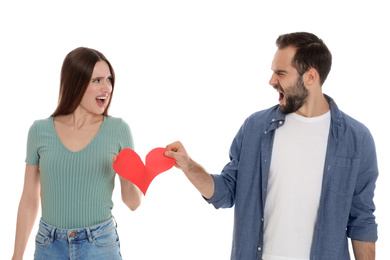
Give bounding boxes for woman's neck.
[56,110,103,130]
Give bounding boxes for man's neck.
[295,93,330,118]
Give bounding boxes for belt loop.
[112,216,117,228]
[86,227,92,243]
[50,228,56,242]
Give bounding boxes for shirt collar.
[263,106,286,135]
[264,94,342,136]
[324,94,343,128]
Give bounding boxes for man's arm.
[352,240,375,260]
[165,141,215,199]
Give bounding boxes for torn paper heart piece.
[113,148,175,195]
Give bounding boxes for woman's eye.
[92,77,112,83]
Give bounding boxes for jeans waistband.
[38,217,117,243]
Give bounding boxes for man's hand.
[165,141,193,172]
[165,141,215,199]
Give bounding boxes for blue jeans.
[34,217,122,260]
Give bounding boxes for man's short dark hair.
[276,32,332,86]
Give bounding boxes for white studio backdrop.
[1,1,388,259]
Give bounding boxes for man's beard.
[276,76,308,114]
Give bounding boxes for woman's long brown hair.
[51,47,115,117]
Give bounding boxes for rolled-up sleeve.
[347,130,378,242]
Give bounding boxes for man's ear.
[303,67,320,87]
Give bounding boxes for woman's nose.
[102,79,112,93]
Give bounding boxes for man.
[165,32,378,259]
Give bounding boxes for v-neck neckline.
[51,116,106,153]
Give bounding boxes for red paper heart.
[113,148,175,195]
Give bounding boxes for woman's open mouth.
[96,95,108,107]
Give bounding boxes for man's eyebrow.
[273,69,288,74]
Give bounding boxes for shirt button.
[279,121,283,125]
[261,218,264,222]
[258,247,262,251]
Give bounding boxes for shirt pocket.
[330,157,360,196]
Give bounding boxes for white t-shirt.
[262,111,331,260]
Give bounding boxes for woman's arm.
[113,155,142,211]
[119,176,142,211]
[12,164,40,260]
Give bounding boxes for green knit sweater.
[26,116,133,229]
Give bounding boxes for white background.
[1,1,389,259]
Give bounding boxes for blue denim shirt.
[207,95,378,260]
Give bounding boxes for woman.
[12,47,142,260]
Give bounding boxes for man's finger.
[166,141,183,152]
[164,150,175,159]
